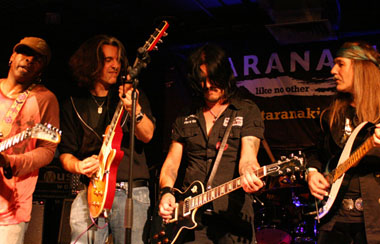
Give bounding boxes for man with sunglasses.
[158,43,265,243]
[0,37,59,244]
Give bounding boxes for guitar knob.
[153,234,159,239]
[163,238,169,243]
[160,231,165,236]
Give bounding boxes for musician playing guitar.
[158,44,265,243]
[306,41,380,244]
[59,35,155,244]
[0,37,59,244]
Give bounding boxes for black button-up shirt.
[171,97,264,213]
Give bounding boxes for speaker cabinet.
[58,199,73,244]
[25,201,45,244]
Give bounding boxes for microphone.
[121,75,127,98]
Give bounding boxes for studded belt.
[342,197,363,211]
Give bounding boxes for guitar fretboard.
[332,135,374,182]
[101,101,124,150]
[185,167,268,212]
[0,129,31,152]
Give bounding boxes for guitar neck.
[187,165,270,211]
[0,129,32,152]
[101,100,124,150]
[332,135,374,182]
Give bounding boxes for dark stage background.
[1,0,380,243]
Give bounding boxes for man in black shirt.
[59,35,155,244]
[158,43,265,243]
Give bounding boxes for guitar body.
[160,181,205,244]
[88,114,124,218]
[317,121,373,219]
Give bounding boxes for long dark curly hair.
[69,35,128,90]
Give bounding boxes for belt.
[115,180,148,191]
[342,197,363,211]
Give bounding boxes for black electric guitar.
[316,121,375,219]
[152,155,304,244]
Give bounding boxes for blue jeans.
[70,186,150,244]
[0,222,28,244]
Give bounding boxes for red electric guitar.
[87,20,169,218]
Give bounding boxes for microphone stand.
[124,46,150,244]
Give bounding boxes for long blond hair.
[329,41,380,128]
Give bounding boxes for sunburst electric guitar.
[152,155,304,244]
[316,121,375,219]
[87,20,169,219]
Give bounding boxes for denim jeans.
[0,222,28,244]
[69,185,150,244]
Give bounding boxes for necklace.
[209,109,221,123]
[91,94,106,114]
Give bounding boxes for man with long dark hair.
[59,35,155,244]
[158,43,265,243]
[306,41,380,244]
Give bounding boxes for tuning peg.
[290,174,296,182]
[280,155,286,161]
[158,39,163,43]
[163,32,168,37]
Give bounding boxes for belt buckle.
[354,198,363,211]
[342,199,354,211]
[342,198,363,212]
[116,181,128,191]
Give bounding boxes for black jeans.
[181,212,255,244]
[317,222,367,244]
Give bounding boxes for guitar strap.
[0,83,36,139]
[206,110,237,190]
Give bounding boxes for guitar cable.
[72,216,109,244]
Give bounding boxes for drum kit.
[253,171,317,244]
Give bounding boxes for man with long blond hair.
[306,41,380,244]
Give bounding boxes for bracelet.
[159,187,174,199]
[305,167,318,181]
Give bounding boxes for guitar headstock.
[144,20,169,52]
[30,123,61,144]
[266,154,305,178]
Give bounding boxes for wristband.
[305,167,318,181]
[136,112,144,123]
[159,187,174,199]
